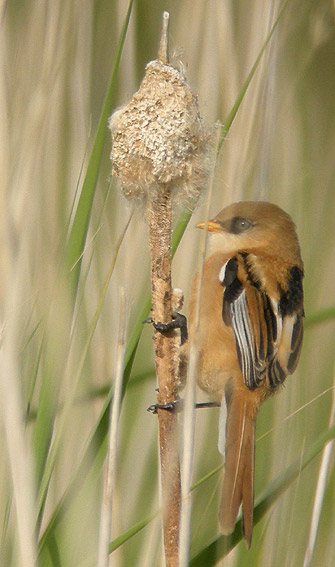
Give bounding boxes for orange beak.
[196,220,222,232]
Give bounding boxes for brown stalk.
[146,186,181,567]
[109,11,209,564]
[145,14,181,566]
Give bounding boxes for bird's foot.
[143,311,188,345]
[147,399,220,413]
[147,400,181,414]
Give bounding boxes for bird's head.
[197,201,302,265]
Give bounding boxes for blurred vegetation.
[1,0,335,566]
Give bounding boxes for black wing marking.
[220,255,304,391]
[221,257,244,326]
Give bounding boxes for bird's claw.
[147,399,220,414]
[147,401,180,414]
[143,312,188,345]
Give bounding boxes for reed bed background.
[1,0,335,566]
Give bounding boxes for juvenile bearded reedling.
[183,201,304,547]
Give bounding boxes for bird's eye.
[230,216,253,234]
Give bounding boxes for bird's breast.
[188,252,244,401]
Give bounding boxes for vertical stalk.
[109,10,208,563]
[97,290,126,567]
[146,188,181,567]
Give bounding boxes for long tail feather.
[219,391,257,548]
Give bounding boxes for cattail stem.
[109,9,209,563]
[158,11,170,64]
[146,187,181,567]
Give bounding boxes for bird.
[181,201,304,547]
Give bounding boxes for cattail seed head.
[109,58,210,206]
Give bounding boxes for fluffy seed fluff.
[109,59,210,207]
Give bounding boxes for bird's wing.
[220,256,304,391]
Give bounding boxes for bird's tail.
[219,390,259,548]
